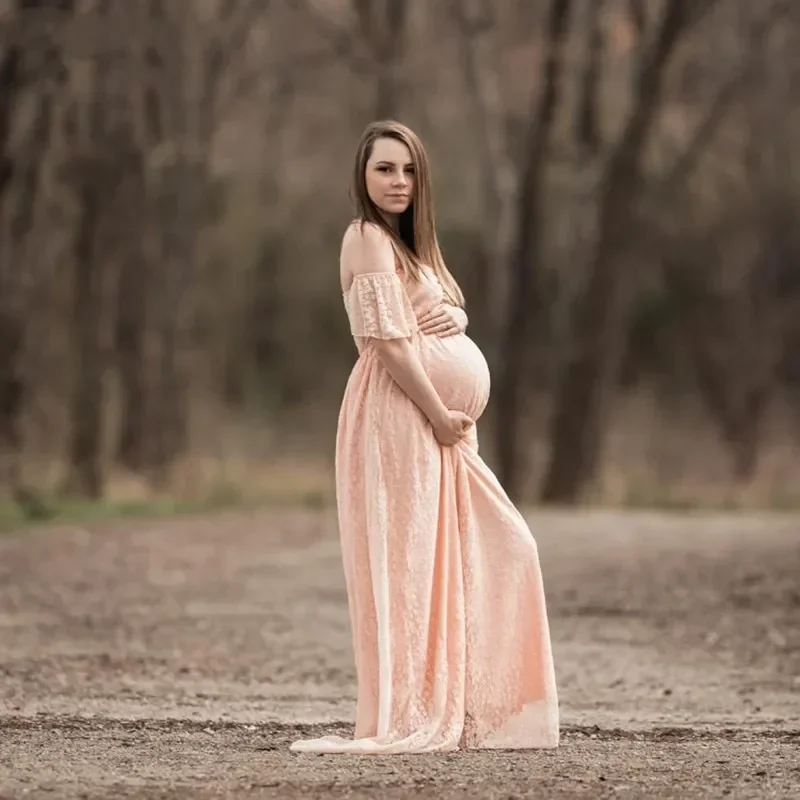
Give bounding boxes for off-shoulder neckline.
[342,265,441,296]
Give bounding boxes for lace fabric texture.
[344,272,419,342]
[290,254,559,755]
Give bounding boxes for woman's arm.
[374,338,471,446]
[341,223,471,443]
[372,337,450,429]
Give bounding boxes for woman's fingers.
[437,325,460,337]
[420,319,447,333]
[419,306,464,336]
[418,308,447,328]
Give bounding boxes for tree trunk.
[138,150,200,480]
[0,313,24,488]
[0,41,20,202]
[151,251,194,473]
[115,248,148,471]
[353,0,408,119]
[450,0,516,351]
[492,0,574,501]
[0,0,67,489]
[541,0,694,504]
[115,147,149,470]
[374,64,400,120]
[67,177,105,498]
[576,0,604,157]
[665,249,776,486]
[65,0,110,498]
[0,42,24,487]
[684,314,770,484]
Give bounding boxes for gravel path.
[1,509,799,798]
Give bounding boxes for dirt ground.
[0,508,799,799]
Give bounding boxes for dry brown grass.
[4,387,800,534]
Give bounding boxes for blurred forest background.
[1,0,800,522]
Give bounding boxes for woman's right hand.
[432,409,473,447]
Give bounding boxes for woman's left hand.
[419,305,468,337]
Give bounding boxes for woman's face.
[365,137,415,218]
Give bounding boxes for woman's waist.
[352,331,487,366]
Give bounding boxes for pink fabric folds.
[290,239,559,754]
[344,272,418,341]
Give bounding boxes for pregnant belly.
[420,333,491,421]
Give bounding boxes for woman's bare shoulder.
[342,219,391,247]
[341,220,395,276]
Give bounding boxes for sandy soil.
[1,508,799,799]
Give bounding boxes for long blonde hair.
[352,120,464,307]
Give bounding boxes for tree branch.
[448,0,494,35]
[204,0,272,100]
[649,66,747,206]
[685,0,725,31]
[649,0,789,207]
[285,0,369,69]
[627,0,647,37]
[576,0,604,156]
[630,0,721,75]
[215,46,333,123]
[351,0,374,44]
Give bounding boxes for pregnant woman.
[290,120,559,754]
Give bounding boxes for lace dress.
[290,231,559,754]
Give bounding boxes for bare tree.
[448,0,517,341]
[62,0,120,498]
[113,141,148,470]
[660,3,792,482]
[287,0,409,119]
[492,0,575,500]
[115,0,272,478]
[1,0,796,511]
[352,0,410,118]
[0,11,25,489]
[666,228,782,483]
[575,0,605,157]
[0,0,73,491]
[541,0,721,504]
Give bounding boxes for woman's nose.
[393,171,408,186]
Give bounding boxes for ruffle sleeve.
[344,272,418,340]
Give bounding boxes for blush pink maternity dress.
[290,224,559,754]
